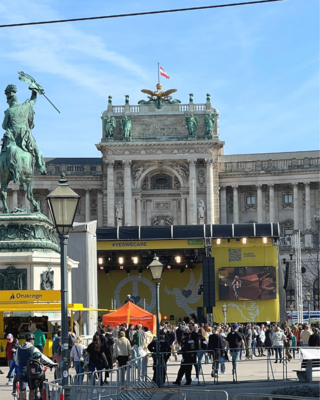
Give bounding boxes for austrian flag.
[159,66,170,79]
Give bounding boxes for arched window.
[314,278,319,311]
[151,174,172,190]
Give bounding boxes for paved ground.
[0,355,315,399]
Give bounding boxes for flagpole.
[158,62,160,84]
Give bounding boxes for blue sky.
[0,0,318,157]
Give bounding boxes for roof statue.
[138,83,181,109]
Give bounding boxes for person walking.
[52,329,61,358]
[257,325,266,356]
[172,331,196,386]
[189,324,200,382]
[197,328,208,376]
[265,325,274,356]
[53,344,63,380]
[284,326,293,361]
[33,327,46,353]
[70,337,86,384]
[208,326,225,378]
[5,334,18,385]
[165,325,177,361]
[272,326,286,363]
[85,334,108,388]
[148,330,171,385]
[308,328,320,347]
[226,324,244,382]
[245,324,253,360]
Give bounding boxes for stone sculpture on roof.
[138,83,181,109]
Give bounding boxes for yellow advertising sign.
[98,239,204,251]
[0,290,61,303]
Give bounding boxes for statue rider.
[2,84,47,175]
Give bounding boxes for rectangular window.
[284,194,293,204]
[75,166,83,172]
[246,196,255,205]
[54,166,60,172]
[90,166,96,172]
[67,166,74,171]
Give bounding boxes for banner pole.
[158,62,160,84]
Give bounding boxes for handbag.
[75,346,85,367]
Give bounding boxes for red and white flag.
[159,66,170,79]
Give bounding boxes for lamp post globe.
[148,255,163,387]
[47,174,80,397]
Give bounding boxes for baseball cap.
[232,324,238,330]
[6,334,13,339]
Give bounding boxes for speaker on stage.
[202,257,216,308]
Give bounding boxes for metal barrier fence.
[233,394,316,400]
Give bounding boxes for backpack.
[68,333,77,346]
[26,359,45,382]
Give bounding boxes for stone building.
[3,91,319,310]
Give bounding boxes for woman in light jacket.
[113,331,132,367]
[272,326,286,363]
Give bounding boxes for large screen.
[218,266,276,301]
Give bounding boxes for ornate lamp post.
[222,304,228,325]
[148,255,164,388]
[290,303,294,326]
[305,292,311,325]
[47,175,80,395]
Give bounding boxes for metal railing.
[233,395,316,400]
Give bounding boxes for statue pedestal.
[199,217,205,225]
[0,211,78,296]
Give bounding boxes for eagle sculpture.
[138,83,181,109]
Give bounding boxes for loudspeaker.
[197,307,206,324]
[202,257,215,307]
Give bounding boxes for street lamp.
[47,174,80,394]
[290,303,294,326]
[222,304,228,325]
[148,255,164,388]
[305,292,311,325]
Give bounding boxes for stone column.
[257,184,263,223]
[233,185,239,224]
[136,197,142,226]
[305,182,311,229]
[85,188,91,222]
[12,189,18,210]
[97,189,103,227]
[106,161,115,226]
[220,186,227,224]
[206,159,214,224]
[146,200,152,226]
[181,196,186,225]
[123,161,132,226]
[293,183,299,230]
[269,184,275,222]
[188,159,197,224]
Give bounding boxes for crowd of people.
[1,319,319,396]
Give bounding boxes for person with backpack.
[172,331,196,385]
[16,333,58,400]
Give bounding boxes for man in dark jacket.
[189,324,200,382]
[175,324,183,344]
[172,331,196,385]
[148,331,171,385]
[308,328,320,347]
[100,328,115,384]
[208,327,225,377]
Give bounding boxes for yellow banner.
[0,290,60,303]
[98,239,204,251]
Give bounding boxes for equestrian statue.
[0,72,56,213]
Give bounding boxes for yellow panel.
[98,239,204,251]
[0,338,53,358]
[0,290,61,303]
[98,266,203,321]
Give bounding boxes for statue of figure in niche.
[198,199,206,223]
[116,172,123,188]
[116,201,124,226]
[0,266,27,290]
[40,268,54,290]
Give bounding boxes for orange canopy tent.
[102,301,158,333]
